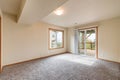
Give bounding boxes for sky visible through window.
[87,33,95,42]
[57,32,62,43]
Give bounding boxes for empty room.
[0,0,120,80]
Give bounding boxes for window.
[49,28,64,49]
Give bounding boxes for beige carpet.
[0,53,120,80]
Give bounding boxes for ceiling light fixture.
[54,8,64,16]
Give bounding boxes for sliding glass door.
[78,28,96,57]
[79,30,86,55]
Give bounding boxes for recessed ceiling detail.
[17,0,68,24]
[42,0,120,27]
[0,0,21,15]
[0,0,120,27]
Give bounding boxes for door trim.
[96,27,98,59]
[0,17,1,72]
[79,27,98,59]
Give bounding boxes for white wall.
[67,17,120,63]
[3,13,67,66]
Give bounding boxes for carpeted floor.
[0,53,120,80]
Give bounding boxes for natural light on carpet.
[58,55,97,66]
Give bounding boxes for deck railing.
[79,42,95,50]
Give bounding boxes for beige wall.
[0,9,2,16]
[98,18,120,62]
[119,32,120,62]
[1,12,120,67]
[67,17,120,63]
[67,27,75,53]
[3,13,67,66]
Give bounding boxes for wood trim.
[49,28,64,32]
[3,52,120,70]
[48,28,64,50]
[78,27,98,31]
[98,58,120,64]
[78,27,98,59]
[0,17,1,72]
[4,52,67,68]
[96,27,98,59]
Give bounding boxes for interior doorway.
[78,27,98,58]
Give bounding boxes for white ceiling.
[0,0,21,15]
[42,0,120,27]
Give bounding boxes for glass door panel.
[78,28,96,57]
[78,31,85,55]
[86,29,96,56]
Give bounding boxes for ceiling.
[0,0,120,27]
[0,0,21,15]
[17,0,68,24]
[42,0,120,27]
